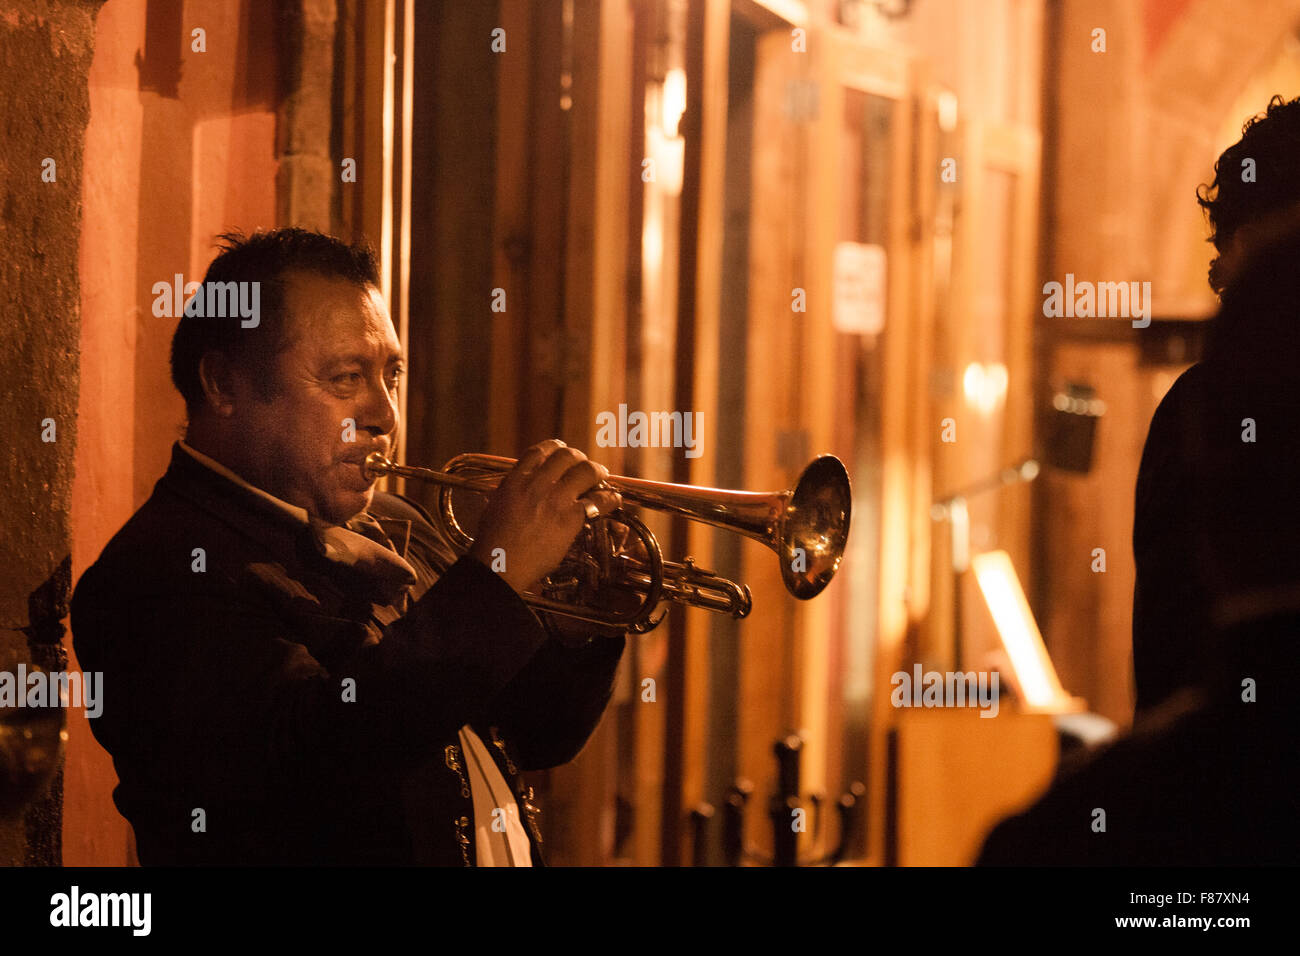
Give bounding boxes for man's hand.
[468,439,621,595]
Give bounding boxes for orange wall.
[1144,0,1196,58]
[69,0,278,865]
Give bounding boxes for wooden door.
[746,23,925,865]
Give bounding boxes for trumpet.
[363,451,851,633]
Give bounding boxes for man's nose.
[360,379,399,437]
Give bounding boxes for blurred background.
[4,0,1298,866]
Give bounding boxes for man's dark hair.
[169,228,380,413]
[1197,94,1300,251]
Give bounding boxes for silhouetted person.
[978,223,1300,865]
[1133,94,1300,714]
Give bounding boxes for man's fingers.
[531,445,586,492]
[519,439,565,475]
[500,439,564,492]
[581,488,622,517]
[500,439,616,521]
[554,459,607,505]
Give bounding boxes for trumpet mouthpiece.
[362,451,392,481]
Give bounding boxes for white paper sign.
[832,242,886,335]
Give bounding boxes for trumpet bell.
[783,455,853,600]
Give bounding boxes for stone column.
[0,0,105,865]
[277,0,337,230]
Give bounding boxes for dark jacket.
[1131,227,1300,714]
[977,227,1300,865]
[977,614,1300,865]
[71,443,625,865]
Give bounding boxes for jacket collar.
[161,442,312,555]
[178,440,310,523]
[159,442,417,606]
[162,441,412,557]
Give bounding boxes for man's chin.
[324,487,374,525]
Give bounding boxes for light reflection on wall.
[961,360,1008,415]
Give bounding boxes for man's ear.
[196,351,238,417]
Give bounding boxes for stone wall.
[0,0,104,866]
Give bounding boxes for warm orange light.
[971,550,1074,712]
[962,361,1008,415]
[661,68,686,138]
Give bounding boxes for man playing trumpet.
[72,228,627,866]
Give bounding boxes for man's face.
[1209,204,1300,296]
[234,273,403,524]
[1209,232,1247,296]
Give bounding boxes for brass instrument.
[363,451,851,633]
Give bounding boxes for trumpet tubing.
[363,450,851,633]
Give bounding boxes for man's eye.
[387,368,405,387]
[333,372,363,386]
